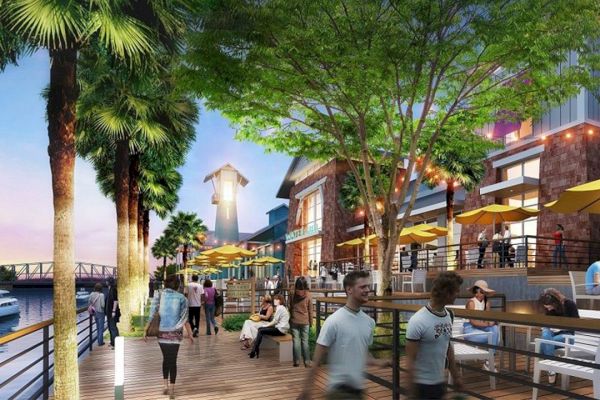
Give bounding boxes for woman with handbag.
[202,279,219,335]
[240,294,274,350]
[144,274,193,399]
[88,283,105,346]
[249,293,290,359]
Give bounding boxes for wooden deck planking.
[75,318,595,399]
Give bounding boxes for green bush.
[222,313,250,331]
[0,266,16,281]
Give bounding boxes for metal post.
[316,300,321,334]
[43,326,49,400]
[392,310,400,400]
[525,236,529,269]
[458,243,463,270]
[89,312,94,352]
[114,336,124,400]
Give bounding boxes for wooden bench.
[569,271,599,308]
[262,333,293,362]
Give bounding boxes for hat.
[469,280,495,294]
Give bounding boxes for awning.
[479,176,539,197]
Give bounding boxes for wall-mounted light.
[541,136,547,141]
[566,132,572,139]
[588,129,594,136]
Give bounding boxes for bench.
[447,305,496,389]
[262,333,293,362]
[569,271,599,308]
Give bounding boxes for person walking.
[144,274,194,399]
[405,271,464,399]
[319,264,328,289]
[477,228,488,269]
[538,288,579,384]
[248,293,289,358]
[501,224,511,268]
[552,224,567,268]
[463,280,500,371]
[290,277,313,367]
[184,274,203,337]
[88,283,105,346]
[105,277,120,349]
[297,271,391,400]
[202,279,219,335]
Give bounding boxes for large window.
[502,189,539,239]
[301,190,323,230]
[302,238,322,277]
[501,157,540,181]
[504,118,533,145]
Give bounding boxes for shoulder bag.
[146,292,162,337]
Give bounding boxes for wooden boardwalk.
[77,321,595,399]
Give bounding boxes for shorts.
[413,383,447,399]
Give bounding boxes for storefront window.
[302,238,322,277]
[504,118,533,145]
[302,190,323,230]
[501,157,540,181]
[502,189,539,240]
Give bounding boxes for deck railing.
[0,262,116,281]
[315,296,599,400]
[318,234,600,274]
[0,307,104,400]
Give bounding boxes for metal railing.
[318,234,600,274]
[315,296,600,400]
[0,307,104,399]
[0,262,116,281]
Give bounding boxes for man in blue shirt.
[585,261,600,295]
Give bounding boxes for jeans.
[540,328,573,357]
[94,312,105,345]
[463,323,499,354]
[204,303,217,334]
[552,244,567,268]
[107,315,119,346]
[477,245,486,268]
[158,342,180,384]
[188,306,201,332]
[291,323,310,364]
[251,327,285,353]
[413,383,446,399]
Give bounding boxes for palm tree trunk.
[137,196,144,305]
[128,154,140,314]
[48,48,79,400]
[446,181,455,269]
[163,256,167,280]
[143,209,150,293]
[115,140,131,332]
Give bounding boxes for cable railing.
[0,307,104,400]
[315,296,600,400]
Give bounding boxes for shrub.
[0,266,16,281]
[222,313,250,331]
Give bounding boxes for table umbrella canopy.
[545,179,600,213]
[255,256,285,264]
[201,244,256,258]
[336,237,366,247]
[405,224,449,236]
[398,229,438,245]
[198,267,222,274]
[455,204,539,225]
[176,268,201,275]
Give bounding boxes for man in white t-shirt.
[406,271,464,399]
[185,274,204,337]
[297,270,390,400]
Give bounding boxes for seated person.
[248,294,290,358]
[585,261,600,295]
[239,295,274,350]
[463,280,500,372]
[539,288,579,384]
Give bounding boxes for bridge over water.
[0,262,116,287]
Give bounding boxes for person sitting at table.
[239,295,274,350]
[248,294,290,358]
[538,288,579,384]
[585,261,600,295]
[463,280,500,372]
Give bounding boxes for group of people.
[477,225,513,268]
[86,277,120,348]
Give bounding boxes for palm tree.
[0,2,162,396]
[152,234,178,281]
[165,212,207,284]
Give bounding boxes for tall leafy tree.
[0,2,160,395]
[185,0,600,293]
[165,211,207,283]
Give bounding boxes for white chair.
[569,271,598,308]
[532,337,600,399]
[401,269,426,292]
[464,249,479,270]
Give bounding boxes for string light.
[588,129,594,136]
[566,132,572,139]
[541,136,547,141]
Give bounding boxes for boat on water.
[75,288,90,301]
[0,290,19,318]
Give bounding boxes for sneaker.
[214,326,219,335]
[193,328,198,336]
[548,372,556,384]
[482,361,497,373]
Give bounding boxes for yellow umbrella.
[405,224,449,236]
[456,204,539,225]
[398,228,438,245]
[336,237,366,247]
[545,179,600,213]
[176,268,201,275]
[199,267,222,274]
[201,244,256,258]
[255,256,285,264]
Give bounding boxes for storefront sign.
[285,223,320,243]
[227,282,252,299]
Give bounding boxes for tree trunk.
[137,197,144,305]
[143,209,150,298]
[183,244,189,286]
[163,256,167,281]
[115,140,131,332]
[446,181,456,269]
[128,154,140,314]
[48,48,79,400]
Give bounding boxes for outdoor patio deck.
[76,316,595,400]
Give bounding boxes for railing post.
[43,325,49,400]
[392,310,400,400]
[316,300,321,334]
[525,236,529,269]
[458,243,463,270]
[89,312,94,352]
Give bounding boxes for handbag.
[87,305,96,315]
[214,288,223,316]
[146,293,162,337]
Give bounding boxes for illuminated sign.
[285,223,320,243]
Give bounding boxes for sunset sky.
[0,51,291,267]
